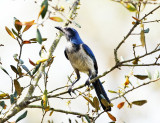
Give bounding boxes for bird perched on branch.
[55,26,111,111]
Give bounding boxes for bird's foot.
[68,86,76,96]
[85,80,90,87]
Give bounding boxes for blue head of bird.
[55,27,83,44]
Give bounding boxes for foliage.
[0,0,160,123]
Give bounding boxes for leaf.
[140,29,145,47]
[5,26,15,39]
[121,2,137,12]
[84,115,91,123]
[132,58,139,64]
[0,101,6,109]
[83,96,94,108]
[49,110,54,116]
[10,65,19,74]
[16,110,28,122]
[14,18,22,32]
[38,5,45,19]
[108,90,117,94]
[30,38,47,41]
[10,94,15,104]
[124,76,129,86]
[0,93,9,99]
[14,79,22,96]
[144,28,150,33]
[154,70,159,79]
[21,65,31,76]
[42,90,48,108]
[36,58,48,65]
[107,112,116,121]
[36,29,42,44]
[50,17,64,22]
[23,41,31,44]
[22,20,35,33]
[132,100,147,106]
[117,102,125,109]
[29,59,36,66]
[134,75,148,80]
[0,65,10,77]
[41,0,48,19]
[93,97,100,111]
[101,98,109,109]
[12,28,19,37]
[32,62,41,76]
[145,69,152,80]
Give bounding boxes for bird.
[55,26,111,111]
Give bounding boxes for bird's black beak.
[55,26,65,33]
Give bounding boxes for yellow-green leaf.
[50,17,64,22]
[132,100,147,106]
[0,93,9,99]
[108,90,117,94]
[5,26,15,39]
[83,96,94,107]
[42,90,48,108]
[93,97,100,111]
[134,75,148,80]
[101,98,109,108]
[14,79,22,96]
[140,29,145,47]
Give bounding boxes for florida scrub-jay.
[55,27,111,111]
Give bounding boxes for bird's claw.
[85,80,90,87]
[68,86,76,96]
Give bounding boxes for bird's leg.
[68,69,80,95]
[85,71,92,87]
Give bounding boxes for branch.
[1,0,80,122]
[111,78,160,101]
[27,105,92,119]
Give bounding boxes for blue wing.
[82,44,98,73]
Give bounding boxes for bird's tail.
[92,79,111,111]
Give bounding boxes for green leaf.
[10,65,19,74]
[144,28,150,33]
[22,65,32,76]
[12,28,19,37]
[14,18,22,32]
[36,29,42,44]
[32,62,41,76]
[132,100,147,106]
[84,115,91,123]
[10,94,15,104]
[41,0,48,19]
[0,65,10,77]
[16,110,28,122]
[134,75,148,80]
[0,101,5,108]
[101,98,109,109]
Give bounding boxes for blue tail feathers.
[92,79,111,111]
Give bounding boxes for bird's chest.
[65,43,94,73]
